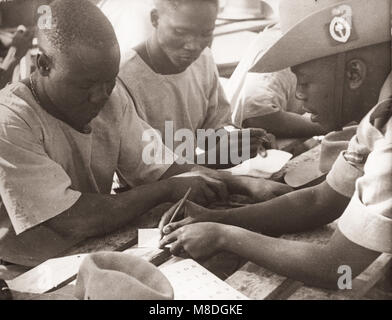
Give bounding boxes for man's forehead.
[59,45,119,80]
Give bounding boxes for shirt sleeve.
[326,133,368,198]
[0,112,81,235]
[338,136,392,254]
[239,69,298,121]
[117,92,177,187]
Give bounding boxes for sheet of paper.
[138,228,172,248]
[138,228,161,248]
[159,259,249,300]
[222,149,293,178]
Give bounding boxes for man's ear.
[36,52,52,76]
[151,8,159,28]
[346,59,367,90]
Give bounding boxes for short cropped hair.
[154,0,219,11]
[41,0,118,52]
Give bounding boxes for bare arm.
[161,223,379,289]
[218,181,349,235]
[44,163,229,244]
[221,226,380,289]
[163,181,350,237]
[243,110,326,138]
[44,179,173,242]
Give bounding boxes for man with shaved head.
[119,0,273,168]
[0,0,234,268]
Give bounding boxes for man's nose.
[183,37,203,52]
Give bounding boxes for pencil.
[169,187,192,224]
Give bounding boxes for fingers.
[158,200,182,237]
[159,228,180,248]
[257,144,268,158]
[169,240,185,256]
[162,216,194,235]
[235,129,276,159]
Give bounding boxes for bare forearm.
[243,111,326,138]
[46,180,172,241]
[210,182,349,236]
[220,225,380,289]
[220,225,341,288]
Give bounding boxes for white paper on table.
[159,259,249,300]
[221,149,293,178]
[138,228,161,248]
[138,228,172,248]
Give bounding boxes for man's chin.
[173,57,198,71]
[173,62,191,72]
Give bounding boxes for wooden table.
[6,140,390,300]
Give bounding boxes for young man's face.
[291,56,339,132]
[155,0,218,71]
[44,43,120,130]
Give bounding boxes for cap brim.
[284,159,326,189]
[249,0,391,73]
[218,12,266,21]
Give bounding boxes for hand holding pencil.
[159,188,192,238]
[158,188,214,239]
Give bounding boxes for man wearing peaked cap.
[159,0,392,289]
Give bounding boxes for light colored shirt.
[118,48,232,160]
[233,68,302,126]
[327,98,392,253]
[0,81,174,266]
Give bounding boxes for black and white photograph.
[0,0,391,307]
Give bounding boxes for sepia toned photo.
[0,0,391,307]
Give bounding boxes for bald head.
[39,0,118,53]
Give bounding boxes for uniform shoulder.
[0,83,40,128]
[105,79,137,115]
[119,49,145,78]
[382,98,392,142]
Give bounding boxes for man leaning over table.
[159,0,392,289]
[0,0,292,270]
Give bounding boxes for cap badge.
[329,5,352,43]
